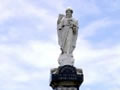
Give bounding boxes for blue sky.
[0,0,120,90]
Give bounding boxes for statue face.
[66,10,72,18]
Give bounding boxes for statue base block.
[58,54,74,66]
[50,65,84,90]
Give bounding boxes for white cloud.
[64,0,101,16]
[0,37,120,87]
[74,37,120,85]
[36,0,66,12]
[79,0,101,15]
[0,35,8,41]
[16,40,60,68]
[80,18,112,38]
[0,41,53,89]
[0,40,60,67]
[0,0,14,23]
[0,0,63,31]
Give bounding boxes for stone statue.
[50,9,84,89]
[57,8,79,66]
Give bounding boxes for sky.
[0,0,120,90]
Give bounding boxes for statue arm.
[73,20,79,34]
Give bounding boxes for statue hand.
[73,27,77,34]
[59,28,62,30]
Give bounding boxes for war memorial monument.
[50,8,84,90]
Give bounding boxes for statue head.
[65,7,73,18]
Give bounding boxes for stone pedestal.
[50,65,84,90]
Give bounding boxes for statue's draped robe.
[57,16,78,54]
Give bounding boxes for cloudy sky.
[0,0,120,90]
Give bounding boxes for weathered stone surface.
[55,87,77,90]
[50,65,84,89]
[58,53,74,66]
[57,8,78,66]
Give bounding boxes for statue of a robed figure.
[50,8,84,90]
[57,8,79,66]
